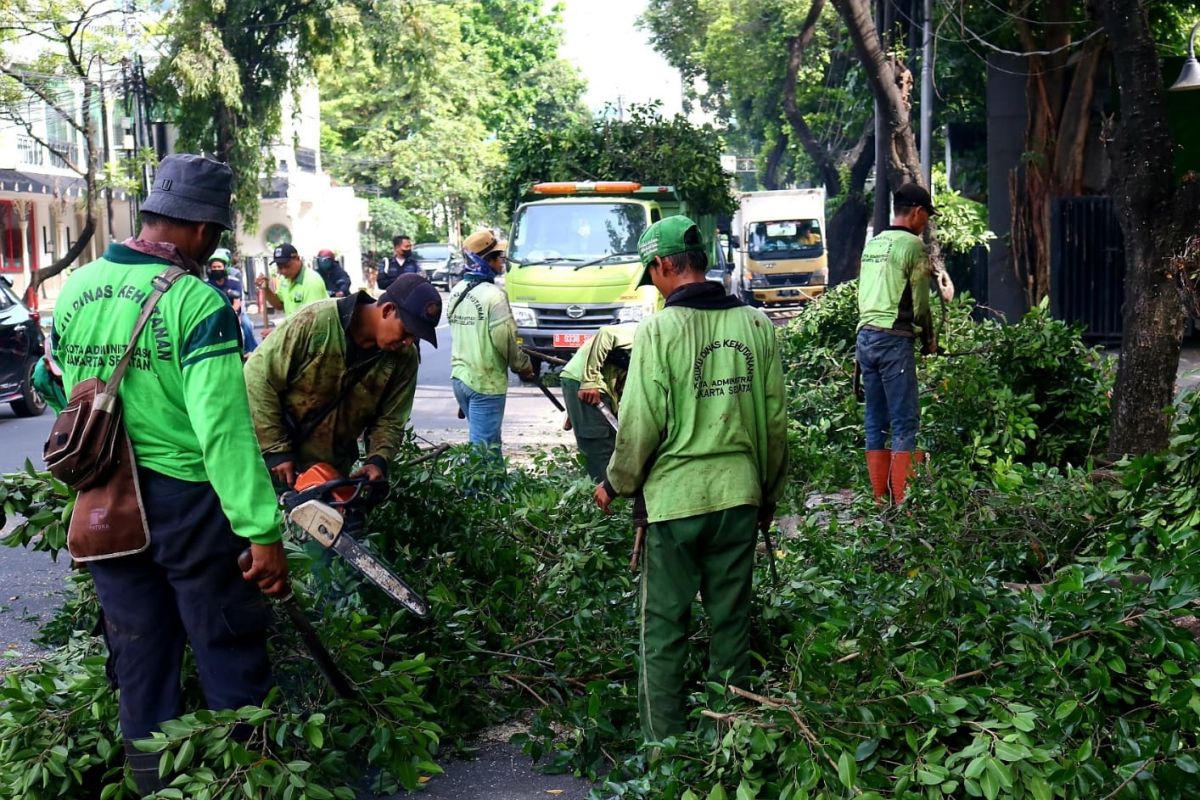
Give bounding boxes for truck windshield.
[510,202,646,266]
[746,219,824,260]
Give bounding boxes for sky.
[555,0,684,117]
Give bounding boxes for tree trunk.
[831,0,922,188]
[1098,0,1200,457]
[827,125,875,285]
[1009,6,1106,309]
[761,133,789,190]
[30,81,98,293]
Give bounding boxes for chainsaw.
[282,462,433,617]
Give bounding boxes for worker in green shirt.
[47,155,286,796]
[559,323,636,481]
[448,230,533,450]
[256,242,327,317]
[594,215,789,744]
[244,273,441,487]
[856,183,938,505]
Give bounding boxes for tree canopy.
[318,0,586,239]
[495,104,735,221]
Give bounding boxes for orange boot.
[865,450,892,504]
[889,451,925,504]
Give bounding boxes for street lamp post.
[1170,21,1200,91]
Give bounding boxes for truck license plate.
[553,333,592,348]
[777,289,800,298]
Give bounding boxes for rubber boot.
[865,450,892,504]
[124,740,164,797]
[889,451,925,505]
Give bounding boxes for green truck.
[504,181,720,363]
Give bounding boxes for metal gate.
[1049,196,1126,344]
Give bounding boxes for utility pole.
[97,57,115,242]
[920,0,933,188]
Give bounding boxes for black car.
[412,243,452,281]
[415,243,465,290]
[0,275,47,416]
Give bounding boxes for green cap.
[636,215,705,285]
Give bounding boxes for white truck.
[730,189,828,306]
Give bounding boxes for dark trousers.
[89,468,274,740]
[561,377,617,482]
[639,505,758,741]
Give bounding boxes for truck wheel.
[11,359,47,417]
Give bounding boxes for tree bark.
[1098,0,1200,457]
[1008,4,1106,309]
[831,0,922,188]
[30,80,98,294]
[827,125,875,285]
[761,133,789,190]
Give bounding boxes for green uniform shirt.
[606,285,789,524]
[560,323,636,414]
[51,243,281,544]
[244,295,418,476]
[447,279,531,395]
[278,266,328,316]
[856,227,934,345]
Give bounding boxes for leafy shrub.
[776,283,1114,493]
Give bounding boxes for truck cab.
[732,189,828,306]
[505,182,716,361]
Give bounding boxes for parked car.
[0,276,47,416]
[412,242,452,280]
[428,253,466,291]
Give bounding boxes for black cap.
[894,183,938,216]
[140,154,235,230]
[272,242,299,263]
[379,274,442,347]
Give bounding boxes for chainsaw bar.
[289,499,430,617]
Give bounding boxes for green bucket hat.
[636,215,706,286]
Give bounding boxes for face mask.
[210,269,227,280]
[318,257,335,270]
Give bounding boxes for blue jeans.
[856,328,919,451]
[452,377,507,449]
[240,314,258,353]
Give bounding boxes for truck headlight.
[511,305,536,327]
[810,266,828,285]
[617,305,643,323]
[749,274,770,289]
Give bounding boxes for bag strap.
[98,266,188,407]
[448,278,485,319]
[293,352,383,443]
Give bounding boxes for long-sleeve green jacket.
[50,242,281,544]
[560,323,637,414]
[244,293,418,476]
[604,282,789,524]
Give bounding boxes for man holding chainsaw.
[46,155,287,796]
[856,183,939,505]
[594,216,789,744]
[244,273,442,487]
[560,323,636,481]
[447,230,533,450]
